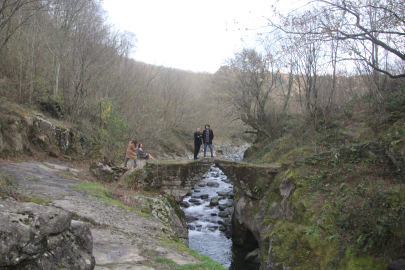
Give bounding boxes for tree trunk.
[54,60,60,96]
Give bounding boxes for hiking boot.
[133,164,138,169]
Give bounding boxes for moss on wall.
[234,113,405,270]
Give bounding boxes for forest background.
[0,0,404,164]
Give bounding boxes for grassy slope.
[244,104,405,269]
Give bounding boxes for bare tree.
[0,0,48,52]
[218,49,280,139]
[268,0,405,78]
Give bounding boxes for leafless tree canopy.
[0,0,248,161]
[269,0,405,78]
[213,0,405,140]
[0,0,404,159]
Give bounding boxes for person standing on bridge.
[202,124,214,158]
[194,127,203,160]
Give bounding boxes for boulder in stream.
[207,182,219,188]
[185,215,198,223]
[180,201,190,208]
[245,248,261,264]
[187,224,196,230]
[217,190,227,196]
[210,197,219,206]
[227,199,234,207]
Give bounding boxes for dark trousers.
[204,143,213,157]
[194,144,201,159]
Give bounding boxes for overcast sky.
[102,0,303,73]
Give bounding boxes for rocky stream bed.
[181,165,260,269]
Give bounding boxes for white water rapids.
[181,165,260,270]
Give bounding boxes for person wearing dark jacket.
[193,127,202,160]
[138,143,155,160]
[202,125,214,158]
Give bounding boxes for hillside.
[0,98,246,162]
[237,101,405,269]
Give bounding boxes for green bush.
[95,99,129,163]
[0,170,17,198]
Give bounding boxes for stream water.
[181,165,260,270]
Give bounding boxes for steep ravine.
[181,164,261,269]
[229,141,405,270]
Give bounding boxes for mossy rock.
[269,220,341,269]
[278,146,312,164]
[339,246,385,270]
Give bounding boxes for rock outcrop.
[89,159,151,183]
[0,201,95,269]
[215,142,250,161]
[89,161,129,183]
[387,259,405,270]
[229,140,405,270]
[133,195,189,246]
[0,105,77,157]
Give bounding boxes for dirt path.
[0,161,201,270]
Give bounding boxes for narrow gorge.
[1,103,404,270]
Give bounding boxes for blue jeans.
[204,143,213,157]
[125,157,137,164]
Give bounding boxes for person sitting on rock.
[124,140,138,169]
[138,143,155,160]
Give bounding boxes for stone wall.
[123,160,212,201]
[123,158,281,200]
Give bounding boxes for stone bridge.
[123,158,295,270]
[124,157,282,202]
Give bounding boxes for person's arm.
[212,130,214,140]
[194,132,199,139]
